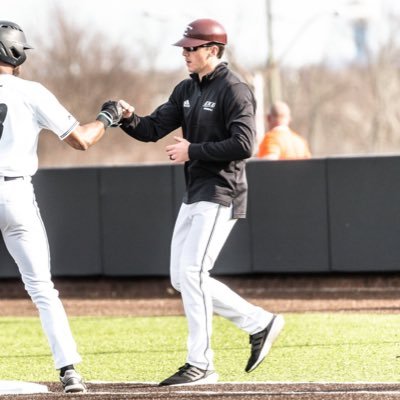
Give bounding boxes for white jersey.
[0,74,78,177]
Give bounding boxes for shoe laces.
[178,363,204,378]
[177,364,191,375]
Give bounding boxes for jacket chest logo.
[202,101,216,111]
[183,100,190,108]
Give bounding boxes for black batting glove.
[96,101,123,128]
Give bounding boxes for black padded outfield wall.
[100,165,175,276]
[1,156,400,277]
[0,232,17,278]
[247,159,330,273]
[327,156,400,271]
[34,168,103,276]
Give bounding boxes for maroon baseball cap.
[173,18,227,47]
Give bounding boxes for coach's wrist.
[120,113,136,128]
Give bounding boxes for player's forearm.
[64,121,105,150]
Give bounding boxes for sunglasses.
[183,44,215,52]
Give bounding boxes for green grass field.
[0,313,399,383]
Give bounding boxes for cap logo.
[183,25,193,37]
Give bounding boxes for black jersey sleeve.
[120,84,183,142]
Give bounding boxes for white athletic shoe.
[159,363,219,386]
[59,369,87,393]
[245,314,285,373]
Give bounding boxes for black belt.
[4,176,23,181]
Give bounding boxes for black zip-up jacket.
[120,62,256,218]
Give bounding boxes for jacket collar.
[190,62,228,84]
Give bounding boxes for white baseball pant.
[170,201,272,371]
[0,177,81,369]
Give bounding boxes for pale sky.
[2,0,400,70]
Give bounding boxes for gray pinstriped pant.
[170,201,272,371]
[0,177,81,369]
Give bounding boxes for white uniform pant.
[0,177,81,369]
[170,201,272,371]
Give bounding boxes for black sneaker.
[60,369,87,393]
[245,314,285,373]
[159,363,219,386]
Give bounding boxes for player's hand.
[166,136,190,163]
[96,101,123,128]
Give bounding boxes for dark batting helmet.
[0,21,33,67]
[173,19,227,47]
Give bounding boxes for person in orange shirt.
[257,101,311,160]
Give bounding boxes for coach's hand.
[119,99,135,119]
[166,136,190,163]
[96,101,123,128]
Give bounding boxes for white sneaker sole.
[64,383,87,393]
[247,314,285,372]
[167,372,219,387]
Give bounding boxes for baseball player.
[114,18,285,386]
[0,21,122,393]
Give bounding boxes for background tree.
[22,6,400,165]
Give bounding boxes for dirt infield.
[1,272,400,399]
[4,382,400,400]
[2,272,400,316]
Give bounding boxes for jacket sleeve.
[120,86,183,142]
[188,82,256,161]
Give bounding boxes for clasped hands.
[96,99,134,128]
[97,99,189,163]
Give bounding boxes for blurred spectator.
[257,101,311,160]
